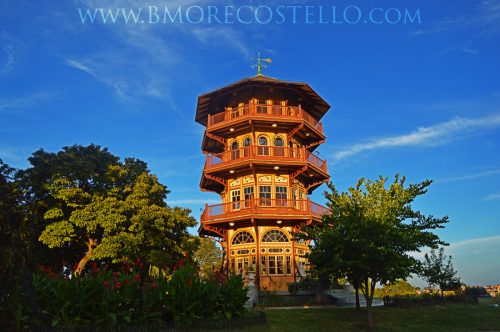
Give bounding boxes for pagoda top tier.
[195,75,330,126]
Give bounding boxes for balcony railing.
[201,198,329,224]
[205,145,328,173]
[207,102,323,133]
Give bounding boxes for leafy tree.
[374,279,418,297]
[421,247,461,296]
[193,237,223,278]
[303,175,448,329]
[0,160,35,329]
[19,145,197,274]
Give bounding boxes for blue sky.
[1,0,499,286]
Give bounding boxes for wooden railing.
[205,145,327,173]
[201,198,329,223]
[207,102,323,133]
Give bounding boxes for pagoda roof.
[195,75,330,126]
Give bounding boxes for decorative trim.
[206,132,226,145]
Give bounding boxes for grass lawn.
[245,304,500,332]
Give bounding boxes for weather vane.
[252,52,272,76]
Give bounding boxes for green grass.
[244,304,500,332]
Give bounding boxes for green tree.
[193,237,223,278]
[0,160,35,329]
[421,247,461,296]
[374,279,418,297]
[19,145,197,274]
[304,175,448,330]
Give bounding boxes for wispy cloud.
[332,113,500,162]
[448,235,500,251]
[61,0,251,105]
[411,0,500,37]
[0,45,15,75]
[436,169,500,183]
[482,193,500,201]
[0,92,57,113]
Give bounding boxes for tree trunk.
[355,285,361,310]
[362,277,376,331]
[74,238,97,276]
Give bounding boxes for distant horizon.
[1,1,499,286]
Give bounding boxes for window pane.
[277,256,284,274]
[261,256,266,275]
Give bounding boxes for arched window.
[243,137,252,157]
[274,136,284,156]
[274,137,284,146]
[262,229,289,243]
[231,141,240,160]
[232,231,255,245]
[258,136,269,156]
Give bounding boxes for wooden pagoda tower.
[196,66,330,291]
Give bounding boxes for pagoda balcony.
[204,145,328,174]
[200,198,329,225]
[206,102,323,134]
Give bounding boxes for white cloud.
[0,45,15,75]
[411,0,500,37]
[332,113,500,162]
[0,92,57,113]
[64,0,251,104]
[448,235,500,252]
[435,169,500,183]
[482,193,500,201]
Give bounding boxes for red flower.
[38,264,46,272]
[113,271,119,278]
[178,259,184,268]
[139,263,143,270]
[115,281,122,289]
[103,280,109,288]
[134,274,140,283]
[187,278,193,288]
[151,282,158,289]
[136,257,141,264]
[125,278,130,286]
[91,262,98,273]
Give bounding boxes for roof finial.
[252,52,272,76]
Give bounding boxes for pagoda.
[196,61,330,291]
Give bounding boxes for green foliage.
[33,259,167,328]
[33,258,248,329]
[375,279,418,297]
[302,175,449,327]
[0,160,35,329]
[288,277,321,295]
[193,237,223,278]
[20,144,197,271]
[165,260,248,325]
[421,247,461,293]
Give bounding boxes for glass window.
[241,137,251,157]
[262,229,289,243]
[286,256,291,275]
[277,256,284,274]
[259,185,271,207]
[274,137,285,156]
[244,186,254,208]
[261,256,267,275]
[231,141,240,160]
[232,231,255,245]
[269,256,276,275]
[258,136,269,155]
[276,186,287,207]
[231,189,240,210]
